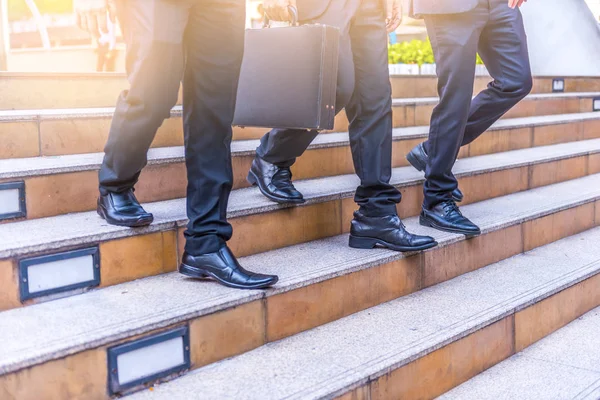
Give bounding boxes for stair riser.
[338,272,600,400]
[1,203,599,399]
[2,96,598,160]
[3,119,600,222]
[2,75,595,110]
[1,154,598,312]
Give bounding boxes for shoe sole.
[179,262,278,290]
[419,215,481,237]
[97,205,154,228]
[348,235,438,252]
[407,150,463,203]
[247,170,306,205]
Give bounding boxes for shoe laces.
[442,200,462,216]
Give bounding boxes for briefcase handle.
[263,5,299,28]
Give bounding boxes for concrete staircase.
[1,73,600,399]
[441,305,600,399]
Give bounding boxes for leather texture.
[406,143,464,202]
[180,247,278,290]
[247,156,305,204]
[409,0,479,18]
[349,211,437,252]
[233,24,340,130]
[420,200,481,236]
[254,0,402,218]
[97,190,154,227]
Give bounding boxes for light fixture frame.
[0,181,26,221]
[18,247,101,301]
[552,78,565,93]
[107,326,191,395]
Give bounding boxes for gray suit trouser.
[422,0,532,208]
[98,0,245,255]
[256,0,402,217]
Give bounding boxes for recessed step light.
[107,326,191,395]
[594,97,600,112]
[19,247,100,301]
[552,78,565,92]
[0,182,26,221]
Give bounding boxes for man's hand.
[74,0,117,38]
[263,0,298,22]
[508,0,528,9]
[386,0,402,33]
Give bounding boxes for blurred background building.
[0,0,599,73]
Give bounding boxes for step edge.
[1,155,600,259]
[3,120,600,179]
[1,188,599,376]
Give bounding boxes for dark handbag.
[233,8,340,130]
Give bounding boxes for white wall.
[521,0,600,76]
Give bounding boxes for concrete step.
[440,306,600,400]
[3,206,598,399]
[2,114,600,221]
[2,72,596,110]
[2,93,599,159]
[1,141,600,309]
[121,227,600,400]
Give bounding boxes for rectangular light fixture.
[107,326,191,395]
[552,78,565,92]
[19,247,100,301]
[594,97,600,112]
[0,181,26,221]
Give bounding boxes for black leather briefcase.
[233,18,340,131]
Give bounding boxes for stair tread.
[440,307,600,400]
[1,175,600,375]
[1,92,598,120]
[122,228,600,400]
[2,140,600,259]
[1,112,600,179]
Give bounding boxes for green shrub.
[389,38,484,65]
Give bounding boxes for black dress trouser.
[256,0,402,217]
[98,0,245,255]
[422,0,533,208]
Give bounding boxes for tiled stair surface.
[1,113,600,222]
[1,95,599,158]
[1,176,600,399]
[1,140,600,311]
[120,227,600,400]
[440,306,600,400]
[2,73,596,109]
[1,74,600,399]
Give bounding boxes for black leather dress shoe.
[420,200,481,236]
[406,142,464,202]
[247,156,305,204]
[349,211,437,252]
[179,246,278,290]
[97,190,154,227]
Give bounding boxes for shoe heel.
[349,235,378,249]
[179,263,209,279]
[247,171,258,186]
